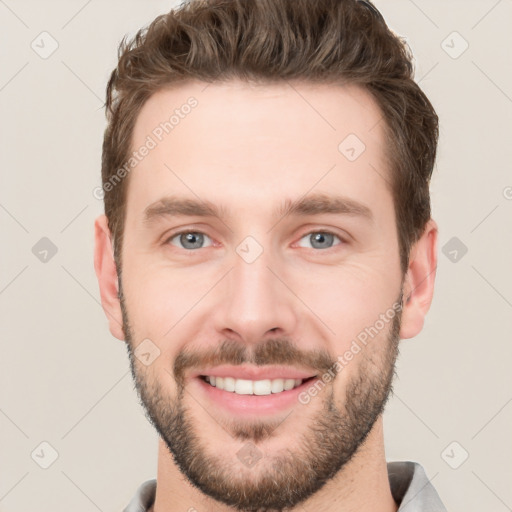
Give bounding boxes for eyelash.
[164,229,346,250]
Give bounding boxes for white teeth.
[271,379,284,393]
[223,376,236,392]
[234,379,253,395]
[283,379,296,391]
[253,380,272,395]
[204,376,305,395]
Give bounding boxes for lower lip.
[193,376,318,415]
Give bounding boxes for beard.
[120,286,402,512]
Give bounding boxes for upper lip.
[192,364,317,381]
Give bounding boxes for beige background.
[1,0,511,510]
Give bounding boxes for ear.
[399,218,438,340]
[93,214,125,341]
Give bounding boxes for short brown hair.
[102,0,438,275]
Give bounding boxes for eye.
[167,231,213,250]
[297,231,342,250]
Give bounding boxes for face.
[118,80,405,510]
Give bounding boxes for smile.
[194,374,319,415]
[202,375,306,395]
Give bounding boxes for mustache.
[173,338,338,387]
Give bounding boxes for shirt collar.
[388,461,447,511]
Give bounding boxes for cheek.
[291,259,400,348]
[123,278,168,338]
[122,261,219,339]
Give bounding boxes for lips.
[193,373,321,415]
[190,364,318,381]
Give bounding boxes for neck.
[152,417,397,512]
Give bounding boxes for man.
[94,0,445,510]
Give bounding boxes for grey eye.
[297,232,341,250]
[170,232,212,250]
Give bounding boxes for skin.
[94,79,438,512]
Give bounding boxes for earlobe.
[399,219,438,340]
[93,214,125,341]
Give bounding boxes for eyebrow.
[277,193,373,222]
[142,193,374,225]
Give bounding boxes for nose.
[213,247,299,344]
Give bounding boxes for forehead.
[132,79,386,153]
[126,79,391,223]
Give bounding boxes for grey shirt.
[123,461,447,512]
